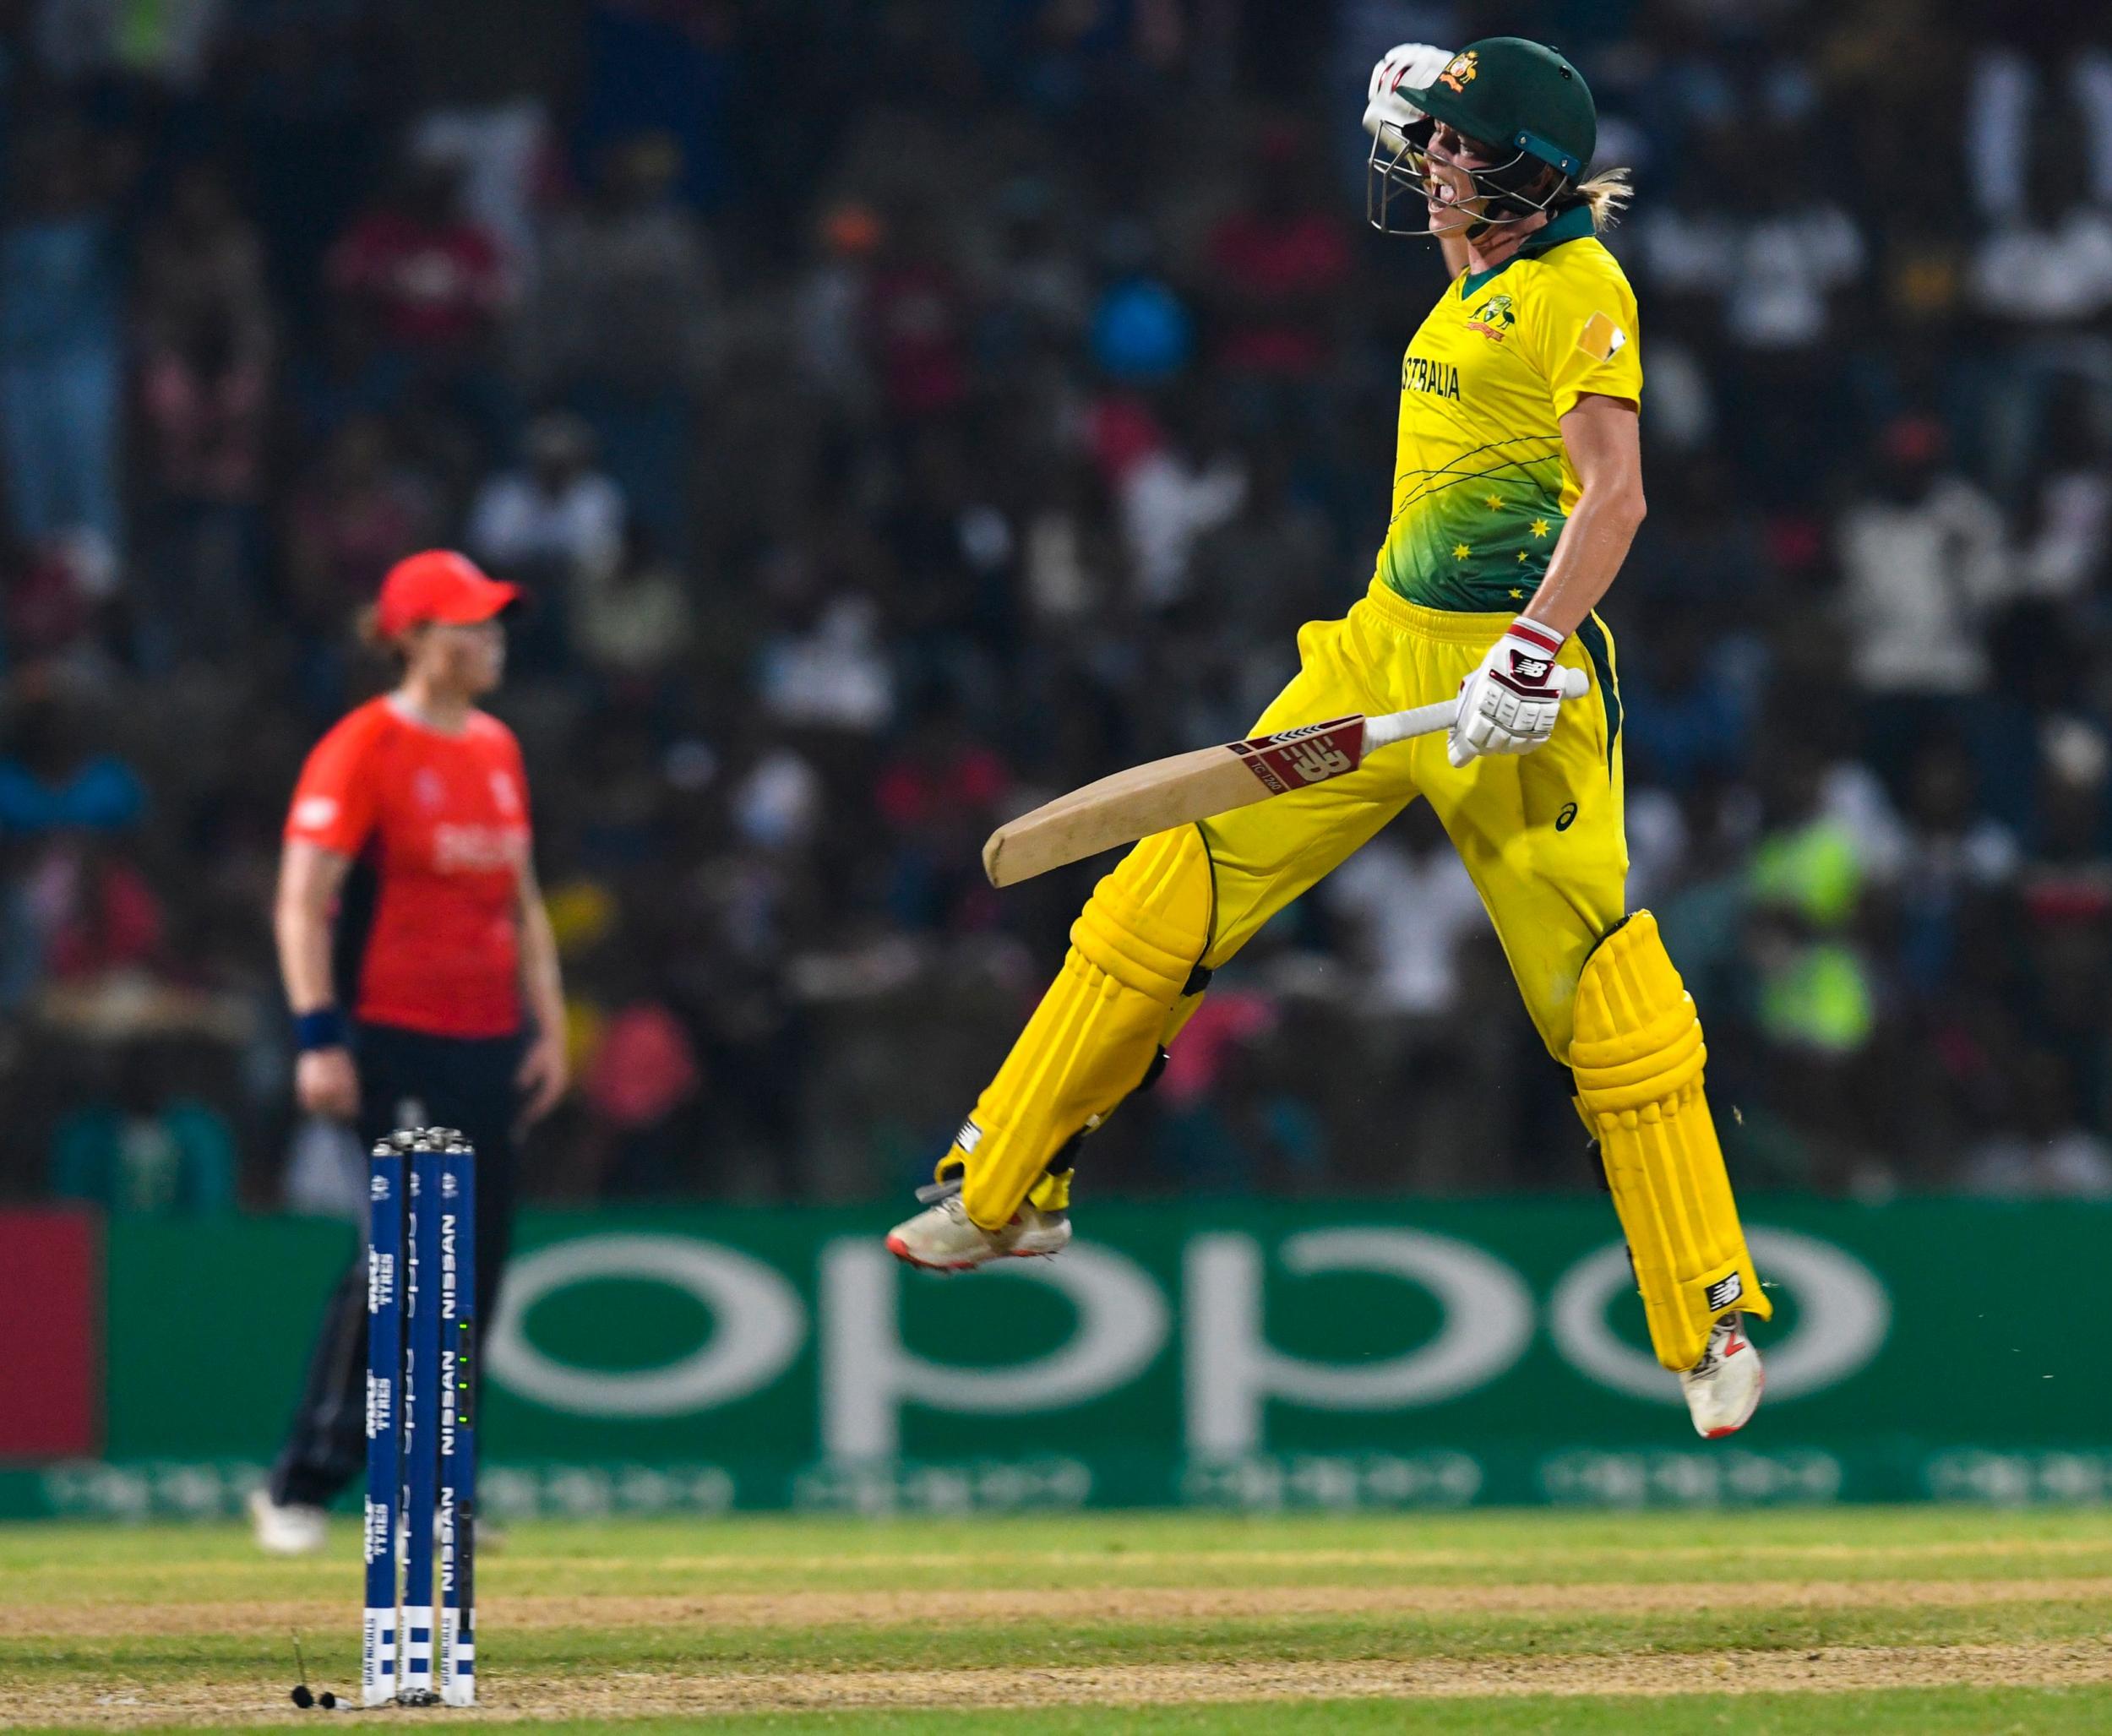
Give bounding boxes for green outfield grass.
[14,1697,2112,1736]
[5,1507,2112,1732]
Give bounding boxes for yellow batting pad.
[1070,825,1213,1003]
[1570,912,1770,1372]
[952,827,1212,1231]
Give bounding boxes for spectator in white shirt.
[1321,814,1486,1019]
[463,415,626,669]
[466,413,625,652]
[1837,415,2012,701]
[2017,389,2112,601]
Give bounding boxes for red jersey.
[285,697,531,1038]
[326,212,506,353]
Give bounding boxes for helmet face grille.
[1365,125,1568,239]
[1365,122,1437,237]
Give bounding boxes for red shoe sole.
[1699,1365,1766,1439]
[885,1233,978,1272]
[885,1233,1062,1271]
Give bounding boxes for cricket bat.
[982,667,1588,888]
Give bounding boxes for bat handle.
[1360,699,1456,752]
[1360,667,1588,754]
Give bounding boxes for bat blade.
[983,717,1368,887]
[980,673,1581,888]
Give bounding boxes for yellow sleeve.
[1518,257,1643,419]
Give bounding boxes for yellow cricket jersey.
[1376,204,1643,613]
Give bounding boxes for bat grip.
[1359,699,1456,753]
[1360,667,1589,754]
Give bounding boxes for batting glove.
[1448,618,1584,768]
[1363,41,1452,152]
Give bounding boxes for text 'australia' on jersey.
[1375,204,1643,613]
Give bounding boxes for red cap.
[375,550,519,638]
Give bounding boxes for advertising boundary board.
[6,1200,2098,1515]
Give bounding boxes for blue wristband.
[294,1007,346,1052]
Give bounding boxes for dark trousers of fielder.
[268,1022,522,1510]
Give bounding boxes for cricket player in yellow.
[889,37,1768,1437]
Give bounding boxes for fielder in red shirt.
[252,548,567,1554]
[284,675,536,1042]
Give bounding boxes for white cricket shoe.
[1679,1313,1764,1439]
[248,1487,329,1556]
[886,1181,1070,1271]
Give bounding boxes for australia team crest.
[1466,291,1516,342]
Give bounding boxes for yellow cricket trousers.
[951,578,1626,1229]
[950,580,1770,1371]
[1198,578,1627,1058]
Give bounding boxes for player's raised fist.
[1364,41,1453,146]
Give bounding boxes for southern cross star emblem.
[1516,551,1529,562]
[1452,543,1471,560]
[1530,518,1551,538]
[1483,493,1503,509]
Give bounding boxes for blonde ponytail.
[1576,166,1633,231]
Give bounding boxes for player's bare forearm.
[275,841,351,1015]
[514,859,571,1119]
[1524,483,1641,634]
[516,861,566,1041]
[1521,393,1645,637]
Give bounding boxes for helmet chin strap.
[1462,204,1543,243]
[1457,206,1506,244]
[1438,193,1544,246]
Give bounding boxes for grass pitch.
[5,1506,2112,1732]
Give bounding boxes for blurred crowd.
[3,0,2112,1214]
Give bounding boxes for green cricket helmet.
[1366,36,1598,237]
